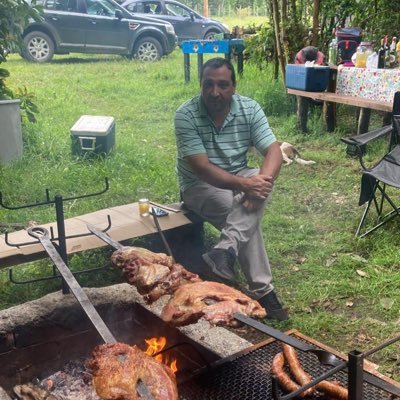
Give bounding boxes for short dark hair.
[200,57,236,86]
[302,46,319,62]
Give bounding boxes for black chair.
[341,91,400,237]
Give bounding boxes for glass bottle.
[378,38,386,68]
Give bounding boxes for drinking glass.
[138,188,150,217]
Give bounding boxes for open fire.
[145,336,178,374]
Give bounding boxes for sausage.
[316,380,348,400]
[271,352,310,398]
[281,345,348,400]
[282,344,315,397]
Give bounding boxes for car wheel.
[134,37,162,62]
[22,31,55,63]
[204,30,220,40]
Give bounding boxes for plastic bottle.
[390,36,397,67]
[355,42,373,68]
[328,38,338,66]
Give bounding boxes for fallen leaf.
[380,298,394,310]
[346,301,354,307]
[356,269,369,277]
[292,266,300,272]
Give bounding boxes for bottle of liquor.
[378,38,386,68]
[390,36,397,67]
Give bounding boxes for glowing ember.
[144,336,178,373]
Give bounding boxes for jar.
[355,42,373,68]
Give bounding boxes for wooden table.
[287,66,394,134]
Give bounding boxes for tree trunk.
[311,0,320,46]
[271,0,286,80]
[281,0,289,66]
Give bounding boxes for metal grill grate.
[178,339,397,400]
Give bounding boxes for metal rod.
[348,350,364,400]
[151,208,175,262]
[55,195,69,294]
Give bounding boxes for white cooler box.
[71,115,115,155]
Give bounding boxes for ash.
[40,359,99,400]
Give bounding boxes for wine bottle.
[384,35,390,68]
[378,38,386,68]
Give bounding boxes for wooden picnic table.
[287,66,394,134]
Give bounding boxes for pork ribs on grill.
[111,246,201,303]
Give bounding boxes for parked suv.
[120,0,229,43]
[22,0,177,62]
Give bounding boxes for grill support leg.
[348,350,364,400]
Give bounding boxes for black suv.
[22,0,177,62]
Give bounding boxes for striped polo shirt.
[174,93,276,192]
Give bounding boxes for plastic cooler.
[71,115,115,155]
[285,64,330,92]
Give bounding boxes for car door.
[43,0,87,51]
[161,1,200,40]
[84,0,131,53]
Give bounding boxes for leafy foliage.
[0,0,40,120]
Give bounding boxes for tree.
[0,0,40,120]
[0,0,40,97]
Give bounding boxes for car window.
[45,0,78,11]
[165,2,190,17]
[86,0,117,15]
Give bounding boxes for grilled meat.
[161,281,267,326]
[88,342,178,400]
[111,247,201,303]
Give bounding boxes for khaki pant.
[182,168,273,299]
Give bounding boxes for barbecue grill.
[1,223,399,399]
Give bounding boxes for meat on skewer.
[111,246,202,303]
[161,281,267,327]
[88,342,178,400]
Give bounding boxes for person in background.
[295,46,325,65]
[174,57,288,321]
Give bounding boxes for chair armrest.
[340,125,392,147]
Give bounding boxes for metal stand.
[1,178,111,293]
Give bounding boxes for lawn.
[1,47,399,380]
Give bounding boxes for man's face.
[201,65,235,113]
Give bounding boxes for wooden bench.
[287,88,392,134]
[0,202,198,268]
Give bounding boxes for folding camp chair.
[341,91,400,237]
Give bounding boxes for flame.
[144,336,178,373]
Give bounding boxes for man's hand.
[243,174,274,201]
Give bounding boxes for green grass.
[1,48,400,381]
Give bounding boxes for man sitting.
[174,57,288,321]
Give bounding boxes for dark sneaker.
[202,247,236,283]
[258,291,288,321]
